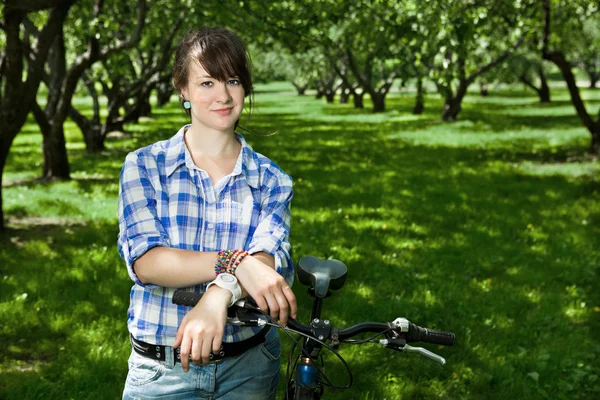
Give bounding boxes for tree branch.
[3,9,25,105]
[519,74,539,93]
[345,48,370,92]
[4,0,67,13]
[541,0,598,145]
[22,0,75,100]
[465,31,529,87]
[31,98,51,138]
[542,0,551,57]
[99,0,147,59]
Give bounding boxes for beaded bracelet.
[229,250,249,275]
[214,249,249,276]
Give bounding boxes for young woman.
[118,27,297,399]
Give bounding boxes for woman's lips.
[212,108,233,116]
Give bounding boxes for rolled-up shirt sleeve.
[117,151,170,288]
[247,171,294,286]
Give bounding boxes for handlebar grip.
[172,289,202,307]
[407,323,455,346]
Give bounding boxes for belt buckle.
[174,346,224,364]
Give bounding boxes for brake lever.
[380,338,447,365]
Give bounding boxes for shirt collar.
[232,133,260,189]
[165,125,260,189]
[164,125,187,177]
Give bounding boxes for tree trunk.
[441,81,469,122]
[139,94,151,117]
[413,76,425,115]
[42,124,70,179]
[544,50,600,154]
[106,118,125,134]
[72,114,106,153]
[442,96,462,121]
[156,83,172,106]
[325,91,335,103]
[590,73,598,89]
[292,81,307,95]
[480,82,489,96]
[539,67,551,103]
[371,92,385,113]
[83,126,105,153]
[69,94,109,154]
[0,175,4,230]
[339,81,350,104]
[0,136,11,230]
[520,71,551,103]
[353,92,364,109]
[591,128,600,154]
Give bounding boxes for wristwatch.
[207,273,242,307]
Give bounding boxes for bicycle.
[173,256,456,399]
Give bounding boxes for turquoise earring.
[183,101,191,110]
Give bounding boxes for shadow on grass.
[0,221,131,400]
[2,87,599,399]
[248,115,599,398]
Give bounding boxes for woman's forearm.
[134,248,277,288]
[134,247,218,287]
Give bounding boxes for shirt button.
[208,223,215,229]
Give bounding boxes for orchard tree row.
[0,0,599,230]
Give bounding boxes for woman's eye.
[201,81,213,87]
[228,79,240,85]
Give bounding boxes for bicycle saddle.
[297,256,347,298]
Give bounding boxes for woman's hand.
[235,256,297,326]
[173,286,231,372]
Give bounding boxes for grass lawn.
[1,82,599,399]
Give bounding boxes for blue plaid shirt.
[118,125,293,345]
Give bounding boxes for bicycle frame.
[171,255,455,400]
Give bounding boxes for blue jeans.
[122,328,280,399]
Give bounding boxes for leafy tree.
[68,6,185,153]
[542,0,600,154]
[29,0,146,177]
[248,42,289,84]
[427,0,531,121]
[326,0,411,112]
[0,0,75,231]
[573,17,600,89]
[487,47,552,103]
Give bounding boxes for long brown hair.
[172,27,254,124]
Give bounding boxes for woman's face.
[182,60,245,134]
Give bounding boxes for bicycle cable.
[267,321,353,390]
[252,312,355,395]
[340,327,394,344]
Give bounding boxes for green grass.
[1,82,599,399]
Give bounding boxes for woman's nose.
[216,82,232,103]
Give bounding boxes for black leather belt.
[130,325,270,363]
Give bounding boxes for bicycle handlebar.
[172,290,202,307]
[172,290,455,347]
[406,322,455,346]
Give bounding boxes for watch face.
[221,274,235,283]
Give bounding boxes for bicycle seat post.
[309,293,324,322]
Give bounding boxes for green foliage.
[430,0,535,92]
[1,84,600,399]
[547,0,599,54]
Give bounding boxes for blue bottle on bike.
[296,357,318,387]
